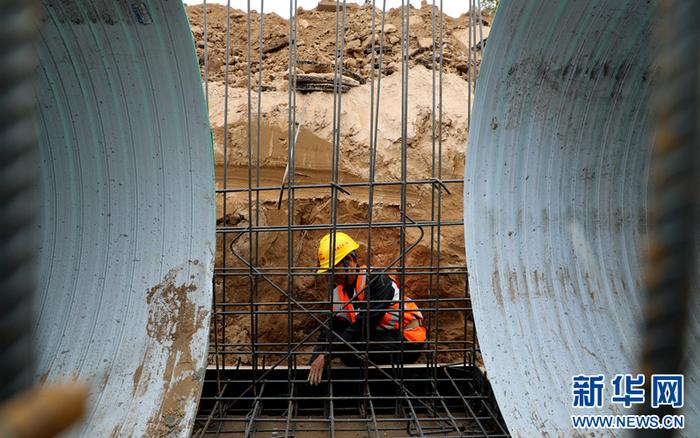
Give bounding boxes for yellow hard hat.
[317,232,360,273]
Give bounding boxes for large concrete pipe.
[29,1,213,436]
[465,1,698,436]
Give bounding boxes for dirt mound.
[186,2,488,87]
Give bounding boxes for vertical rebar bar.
[427,0,438,395]
[286,0,300,400]
[398,0,409,395]
[364,0,378,407]
[635,0,698,431]
[221,0,232,378]
[253,0,265,388]
[0,0,40,404]
[245,0,258,403]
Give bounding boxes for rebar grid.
[193,0,508,436]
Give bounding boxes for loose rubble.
[186,2,490,90]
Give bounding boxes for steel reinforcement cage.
[192,1,509,436]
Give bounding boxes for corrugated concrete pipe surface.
[465,1,698,436]
[29,1,213,436]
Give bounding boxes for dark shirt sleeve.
[310,316,349,363]
[337,274,394,344]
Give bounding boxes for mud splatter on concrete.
[131,363,143,397]
[492,269,504,307]
[128,266,209,437]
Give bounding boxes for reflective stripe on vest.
[332,271,366,323]
[376,280,424,334]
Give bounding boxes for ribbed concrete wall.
[31,1,214,436]
[464,1,698,436]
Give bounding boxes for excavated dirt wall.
[187,3,488,86]
[187,3,485,365]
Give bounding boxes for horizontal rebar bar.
[215,267,468,274]
[200,429,505,436]
[196,415,498,423]
[208,348,475,355]
[201,376,480,385]
[215,307,469,316]
[215,178,464,194]
[217,219,463,233]
[213,296,468,306]
[209,340,475,348]
[197,427,508,438]
[200,394,487,402]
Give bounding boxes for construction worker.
[308,232,426,385]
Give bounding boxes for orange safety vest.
[332,268,426,343]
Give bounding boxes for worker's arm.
[337,274,393,344]
[309,316,349,385]
[309,315,349,364]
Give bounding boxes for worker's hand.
[308,355,325,385]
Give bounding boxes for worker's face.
[333,256,357,290]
